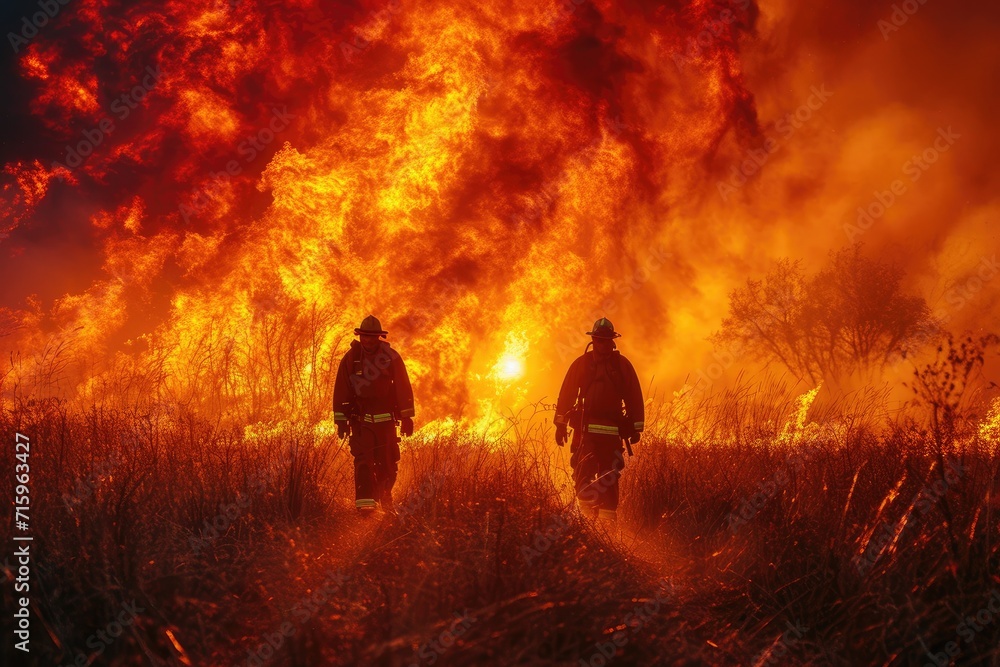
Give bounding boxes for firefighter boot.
[378,482,395,514]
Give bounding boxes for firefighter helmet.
[354,315,388,336]
[586,317,621,339]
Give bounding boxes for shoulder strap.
[580,350,626,406]
[576,343,595,400]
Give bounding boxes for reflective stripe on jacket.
[333,340,415,422]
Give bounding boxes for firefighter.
[554,318,644,521]
[333,315,415,513]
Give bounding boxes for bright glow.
[498,355,524,380]
[488,330,529,389]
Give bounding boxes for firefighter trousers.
[348,419,400,507]
[569,431,626,511]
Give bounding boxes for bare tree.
[713,245,935,384]
[806,245,931,371]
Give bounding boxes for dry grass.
[1,381,999,666]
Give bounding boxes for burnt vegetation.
[1,330,998,666]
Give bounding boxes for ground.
[1,399,998,666]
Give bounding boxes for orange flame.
[1,0,767,425]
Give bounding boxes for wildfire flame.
[978,397,1000,454]
[1,0,996,427]
[0,0,764,425]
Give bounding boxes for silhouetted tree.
[713,245,934,384]
[713,258,816,381]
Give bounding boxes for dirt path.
[205,442,746,667]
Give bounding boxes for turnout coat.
[554,349,644,440]
[333,340,415,425]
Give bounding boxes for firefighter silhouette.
[554,318,644,521]
[333,316,415,513]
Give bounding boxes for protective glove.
[336,421,349,439]
[629,432,641,445]
[555,422,568,447]
[401,417,414,437]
